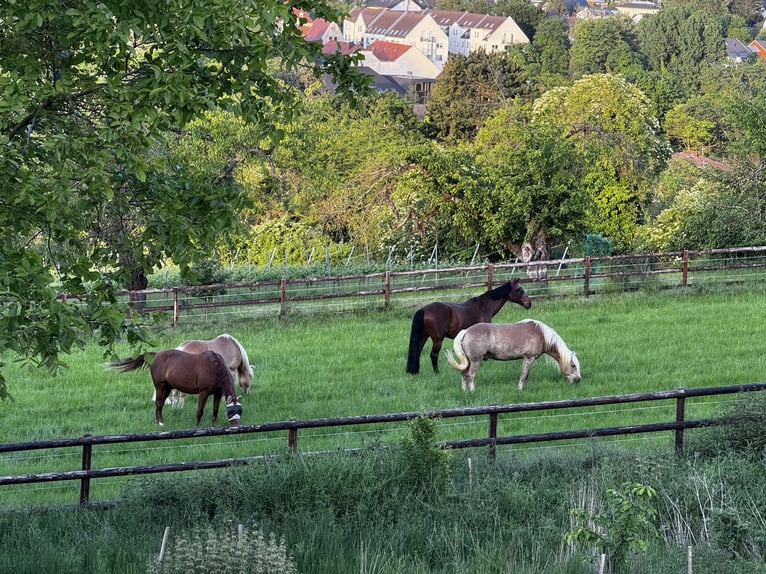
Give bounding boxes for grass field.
[1,285,766,573]
[2,284,766,509]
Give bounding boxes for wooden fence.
[1,382,764,507]
[107,246,766,325]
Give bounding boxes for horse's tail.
[445,330,470,371]
[104,353,152,373]
[406,308,426,374]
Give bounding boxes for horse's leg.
[466,361,480,392]
[155,383,171,425]
[195,392,209,426]
[430,336,443,374]
[211,394,222,425]
[518,357,535,391]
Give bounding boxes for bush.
[146,523,297,574]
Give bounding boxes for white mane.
[220,333,251,373]
[519,319,578,369]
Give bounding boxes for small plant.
[147,523,298,574]
[398,414,451,497]
[566,481,659,573]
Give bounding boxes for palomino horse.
[406,279,531,375]
[445,319,581,392]
[108,349,242,426]
[155,333,253,408]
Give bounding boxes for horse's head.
[508,279,532,310]
[226,396,242,427]
[564,352,581,384]
[239,365,254,395]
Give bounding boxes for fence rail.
[97,246,766,325]
[2,383,764,506]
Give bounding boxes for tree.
[0,1,369,397]
[637,4,727,93]
[569,17,645,79]
[533,74,671,251]
[426,51,529,142]
[468,104,590,262]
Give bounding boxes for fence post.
[280,279,287,317]
[288,419,298,454]
[675,389,686,456]
[487,406,498,462]
[172,288,179,327]
[384,271,391,308]
[682,250,689,288]
[487,264,494,289]
[584,257,591,297]
[80,434,92,506]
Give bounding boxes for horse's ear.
[511,278,519,286]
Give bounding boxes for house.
[343,7,528,68]
[614,1,660,21]
[725,38,755,62]
[361,0,434,10]
[344,7,449,68]
[360,40,439,105]
[426,9,529,56]
[297,12,343,45]
[748,39,766,58]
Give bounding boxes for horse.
[444,319,581,392]
[153,333,254,408]
[107,349,243,426]
[406,278,532,375]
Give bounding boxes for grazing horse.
[154,333,254,408]
[406,279,531,375]
[108,349,242,426]
[177,334,253,395]
[445,319,581,392]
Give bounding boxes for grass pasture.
[1,285,766,573]
[2,285,766,509]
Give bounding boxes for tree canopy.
[0,0,368,396]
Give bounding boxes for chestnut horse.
[406,279,531,375]
[108,349,242,426]
[445,319,581,392]
[177,334,253,395]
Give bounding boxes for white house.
[344,7,449,68]
[426,9,529,56]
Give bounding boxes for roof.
[368,40,412,61]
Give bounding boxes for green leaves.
[0,0,369,393]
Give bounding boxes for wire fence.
[101,246,766,325]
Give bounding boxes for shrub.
[146,523,297,574]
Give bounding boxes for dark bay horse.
[445,319,581,392]
[406,278,531,375]
[107,349,242,426]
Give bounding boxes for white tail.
[445,330,470,371]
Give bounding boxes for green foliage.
[146,524,297,574]
[399,415,451,497]
[566,482,659,573]
[0,0,369,398]
[569,17,644,79]
[638,4,727,93]
[426,51,530,142]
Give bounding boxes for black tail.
[104,353,150,373]
[406,309,426,374]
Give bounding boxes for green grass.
[1,286,766,508]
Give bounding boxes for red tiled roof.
[368,40,411,61]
